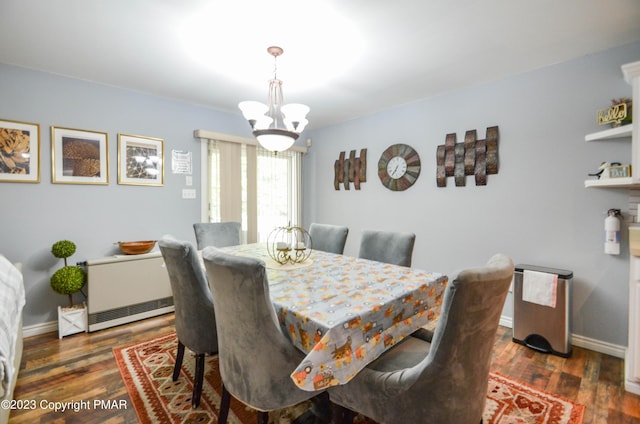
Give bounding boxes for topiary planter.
[58,302,87,338]
[50,239,87,336]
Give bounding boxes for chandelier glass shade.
[238,47,309,152]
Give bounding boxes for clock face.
[387,156,407,179]
[378,144,421,191]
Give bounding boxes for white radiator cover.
[85,251,174,332]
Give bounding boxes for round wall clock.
[377,143,421,191]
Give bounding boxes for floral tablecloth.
[221,244,448,391]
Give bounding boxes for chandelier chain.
[272,54,278,81]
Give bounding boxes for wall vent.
[88,297,174,326]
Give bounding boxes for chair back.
[358,230,415,267]
[193,222,241,249]
[158,237,218,354]
[309,223,349,254]
[202,247,314,411]
[419,253,514,422]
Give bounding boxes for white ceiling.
[1,0,640,129]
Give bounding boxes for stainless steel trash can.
[512,264,573,357]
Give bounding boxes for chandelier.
[238,46,310,152]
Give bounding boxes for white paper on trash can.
[522,270,557,308]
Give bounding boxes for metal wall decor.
[436,126,499,187]
[334,148,367,190]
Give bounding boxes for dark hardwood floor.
[7,314,640,423]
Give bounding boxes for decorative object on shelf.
[588,162,631,180]
[51,126,108,185]
[610,164,632,178]
[117,240,157,255]
[0,118,40,183]
[267,225,312,265]
[238,46,310,153]
[589,162,631,180]
[117,133,164,186]
[436,126,499,187]
[334,148,367,190]
[50,239,88,338]
[597,97,632,127]
[377,144,421,191]
[589,161,617,179]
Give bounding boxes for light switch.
[185,176,192,186]
[182,189,196,199]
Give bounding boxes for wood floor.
[7,313,640,423]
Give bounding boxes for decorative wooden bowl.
[118,240,156,255]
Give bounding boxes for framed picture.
[117,133,164,186]
[0,118,40,183]
[51,126,109,184]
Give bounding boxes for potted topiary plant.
[50,240,87,338]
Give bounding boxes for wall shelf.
[585,124,632,142]
[584,177,640,188]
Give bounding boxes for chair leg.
[192,353,205,408]
[343,409,354,424]
[218,384,231,424]
[173,340,185,381]
[257,411,269,424]
[330,402,355,424]
[310,392,331,423]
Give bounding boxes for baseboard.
[625,377,640,395]
[498,315,626,359]
[571,333,626,358]
[22,320,57,338]
[499,316,513,328]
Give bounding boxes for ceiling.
[2,0,640,129]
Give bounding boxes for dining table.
[218,243,448,392]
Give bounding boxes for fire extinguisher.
[605,208,622,255]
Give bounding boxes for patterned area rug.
[113,332,585,424]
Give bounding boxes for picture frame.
[0,118,40,183]
[51,126,109,185]
[117,133,164,186]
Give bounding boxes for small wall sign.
[597,103,628,126]
[609,164,631,178]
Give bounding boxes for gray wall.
[0,64,248,326]
[303,42,640,347]
[2,43,639,348]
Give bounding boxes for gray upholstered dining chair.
[309,223,349,254]
[193,221,241,250]
[158,236,218,408]
[328,253,514,424]
[358,229,416,267]
[202,247,323,424]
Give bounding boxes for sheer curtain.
[206,139,302,243]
